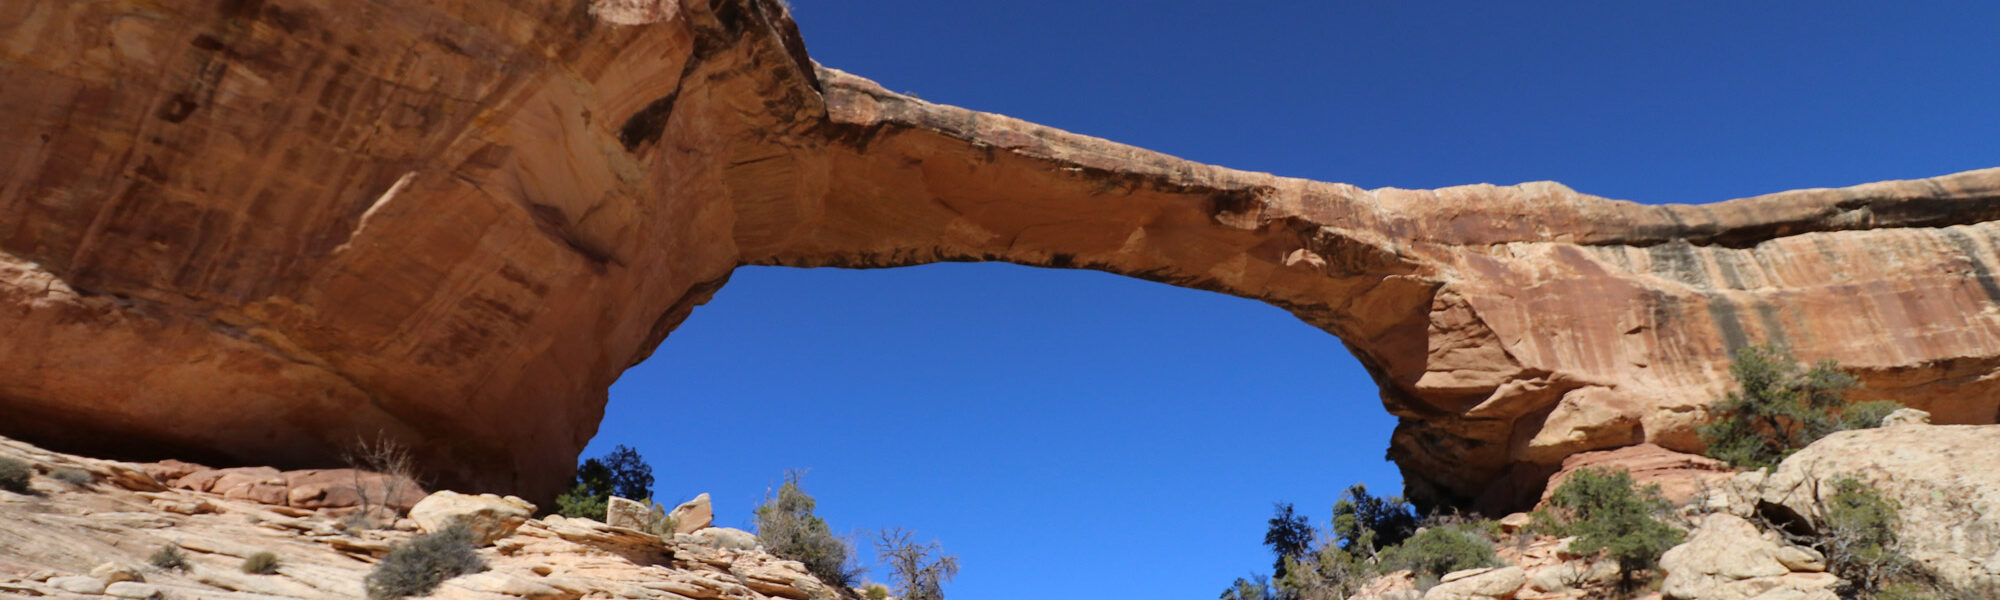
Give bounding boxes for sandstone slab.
[1659,514,1840,600]
[1751,423,2000,592]
[409,491,535,545]
[669,493,714,533]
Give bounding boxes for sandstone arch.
[2,0,1997,510]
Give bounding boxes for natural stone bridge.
[4,0,1998,511]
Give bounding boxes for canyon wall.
[3,0,1997,510]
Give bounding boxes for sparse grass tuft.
[364,523,486,599]
[151,544,191,572]
[242,551,281,575]
[0,457,31,493]
[52,468,94,487]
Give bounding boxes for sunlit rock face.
[4,0,1998,510]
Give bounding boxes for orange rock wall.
[3,0,1997,510]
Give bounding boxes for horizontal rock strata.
[0,433,834,600]
[3,0,1998,509]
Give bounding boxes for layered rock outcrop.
[0,433,839,600]
[1719,419,2000,592]
[4,0,2000,509]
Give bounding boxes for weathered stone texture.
[3,0,1999,509]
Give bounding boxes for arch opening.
[587,263,1402,599]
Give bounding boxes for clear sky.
[585,2,2000,599]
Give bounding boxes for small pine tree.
[554,445,654,520]
[1540,468,1683,591]
[1263,503,1314,579]
[1698,345,1884,469]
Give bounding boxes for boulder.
[668,493,714,533]
[1880,408,1932,428]
[1526,559,1619,592]
[1497,512,1533,534]
[409,491,536,545]
[1659,514,1840,600]
[1422,566,1526,599]
[91,562,144,584]
[1751,424,2000,592]
[605,496,663,531]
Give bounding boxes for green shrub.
[0,457,30,493]
[1839,401,1905,431]
[1377,524,1501,580]
[755,471,856,588]
[1540,468,1683,589]
[875,528,959,600]
[52,468,94,487]
[364,523,487,599]
[150,544,190,572]
[553,484,610,521]
[1876,582,1937,600]
[1274,544,1371,600]
[1818,477,1910,595]
[863,582,891,600]
[641,503,679,538]
[242,551,281,575]
[1698,345,1888,469]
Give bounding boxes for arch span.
[2,0,1998,511]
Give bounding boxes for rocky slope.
[0,433,837,600]
[1336,412,2000,600]
[4,0,2000,510]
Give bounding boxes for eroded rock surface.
[0,434,836,600]
[1736,422,2000,592]
[3,0,2000,509]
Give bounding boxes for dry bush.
[242,551,281,575]
[150,544,190,572]
[0,457,31,493]
[875,528,959,600]
[342,434,423,531]
[364,523,485,599]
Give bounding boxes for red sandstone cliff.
[3,0,1997,510]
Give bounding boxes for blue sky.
[587,2,2000,598]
